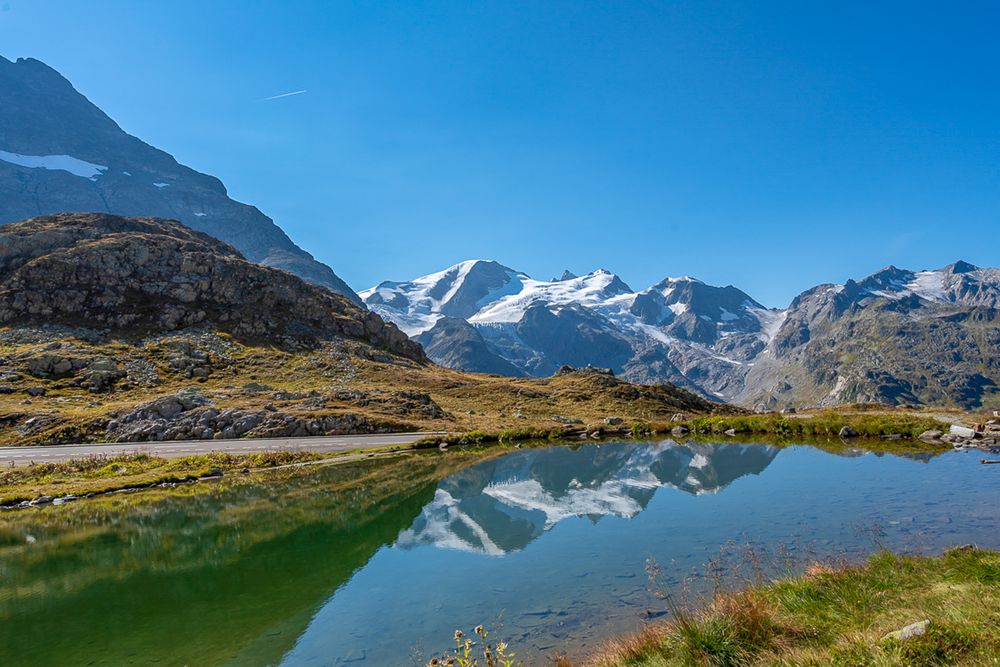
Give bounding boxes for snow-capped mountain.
[363,260,783,399]
[367,260,1000,409]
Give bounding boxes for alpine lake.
[2,436,998,666]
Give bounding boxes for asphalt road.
[0,432,439,466]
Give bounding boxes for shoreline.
[0,414,964,508]
[581,546,1000,666]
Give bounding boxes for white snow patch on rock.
[0,150,108,179]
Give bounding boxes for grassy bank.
[588,547,1000,666]
[414,411,952,450]
[682,410,949,439]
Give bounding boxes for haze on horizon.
[1,0,997,308]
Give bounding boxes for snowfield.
[0,150,108,179]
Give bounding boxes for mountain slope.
[0,56,359,302]
[740,262,1000,410]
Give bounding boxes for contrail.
[260,89,308,101]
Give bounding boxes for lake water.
[1,439,998,666]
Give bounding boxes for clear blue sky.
[2,1,997,307]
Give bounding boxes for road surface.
[0,432,440,466]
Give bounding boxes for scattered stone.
[882,620,930,642]
[671,413,688,422]
[243,382,274,393]
[26,386,46,397]
[552,415,584,425]
[781,407,797,415]
[124,359,160,387]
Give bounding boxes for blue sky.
[1,1,998,307]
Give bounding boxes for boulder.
[671,425,690,437]
[603,416,623,426]
[918,429,944,441]
[839,426,860,438]
[950,424,977,439]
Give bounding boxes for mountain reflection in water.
[397,440,779,555]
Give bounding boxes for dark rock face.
[417,317,526,377]
[515,304,635,374]
[0,213,424,360]
[0,56,359,302]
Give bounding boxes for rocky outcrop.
[105,390,401,442]
[0,56,359,301]
[0,213,425,360]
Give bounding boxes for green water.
[1,440,997,666]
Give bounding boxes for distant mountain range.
[363,260,1000,410]
[0,56,359,302]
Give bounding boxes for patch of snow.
[719,307,739,322]
[0,150,108,179]
[751,308,787,342]
[470,268,632,325]
[906,270,948,303]
[668,302,688,316]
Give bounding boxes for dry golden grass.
[0,330,724,447]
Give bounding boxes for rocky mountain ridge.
[0,55,359,302]
[0,213,421,359]
[364,260,1000,410]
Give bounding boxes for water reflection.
[2,439,995,667]
[397,441,779,555]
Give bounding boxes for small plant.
[428,625,520,667]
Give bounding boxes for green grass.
[685,411,947,439]
[589,548,1000,666]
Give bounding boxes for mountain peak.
[553,270,578,281]
[946,260,978,275]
